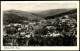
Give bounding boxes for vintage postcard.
[1,1,79,50]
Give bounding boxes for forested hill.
[33,9,74,18]
[3,10,43,24]
[45,9,77,19]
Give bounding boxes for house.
[25,25,28,27]
[25,34,31,38]
[29,22,36,25]
[14,23,19,26]
[20,32,26,37]
[18,28,22,31]
[46,31,61,37]
[61,15,69,22]
[50,33,61,37]
[46,26,56,30]
[6,24,11,27]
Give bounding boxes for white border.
[1,1,79,50]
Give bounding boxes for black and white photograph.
[1,1,79,50]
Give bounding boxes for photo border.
[0,0,79,51]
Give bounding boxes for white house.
[50,33,61,37]
[25,34,31,38]
[20,32,26,37]
[14,23,19,26]
[18,28,22,31]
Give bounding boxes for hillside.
[3,10,43,24]
[34,9,72,18]
[3,9,77,24]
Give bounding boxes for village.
[3,15,77,46]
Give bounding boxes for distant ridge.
[45,9,77,19]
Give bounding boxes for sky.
[1,1,78,12]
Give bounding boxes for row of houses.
[4,22,36,38]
